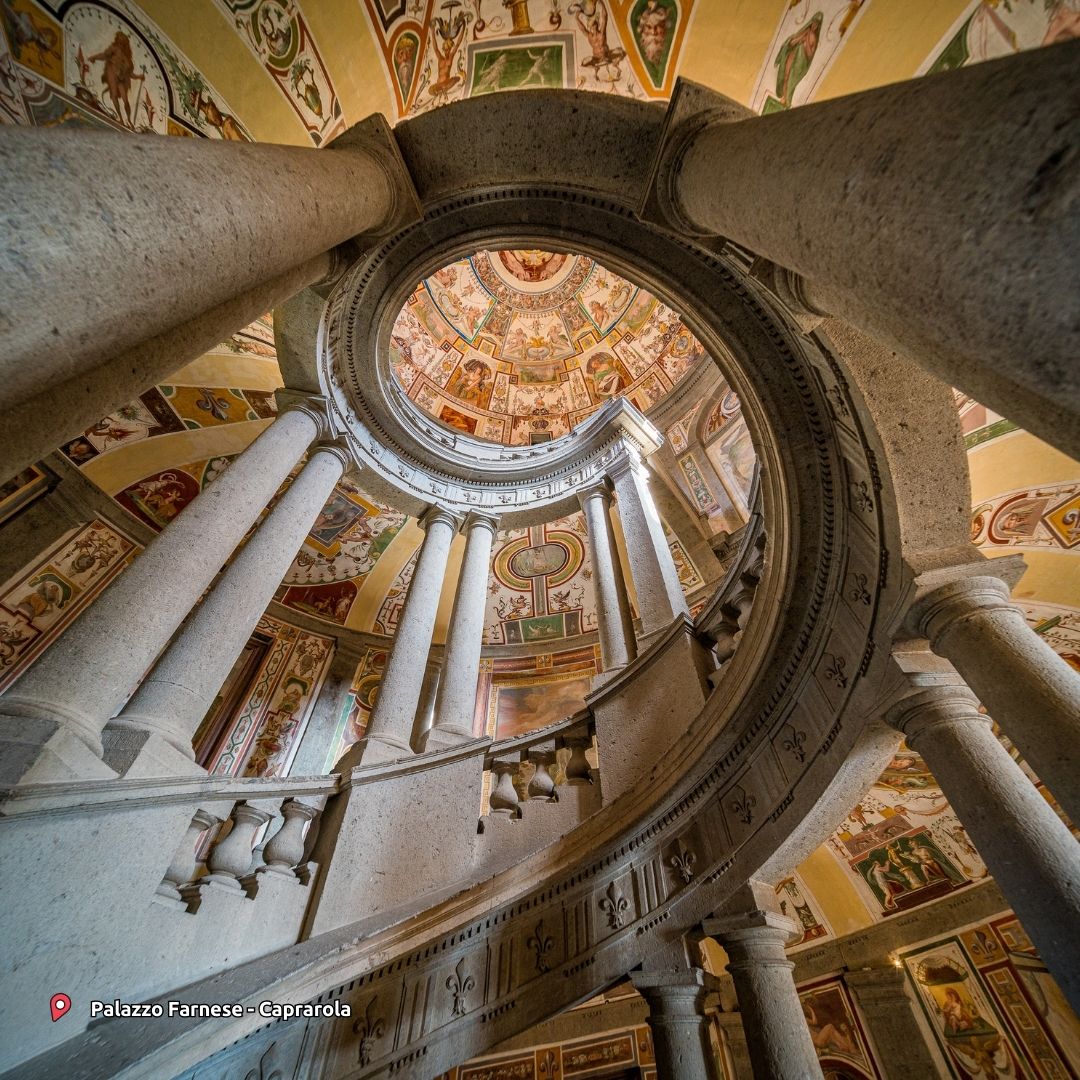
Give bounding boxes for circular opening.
[389,248,711,446]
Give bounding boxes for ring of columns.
[7,66,1080,1080]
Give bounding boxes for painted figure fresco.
[391,251,709,447]
[924,0,1080,73]
[210,0,343,144]
[0,520,136,690]
[798,981,877,1077]
[361,0,693,119]
[0,0,250,137]
[752,0,867,114]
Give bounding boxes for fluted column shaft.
[109,442,349,772]
[359,506,460,764]
[0,126,395,415]
[630,971,718,1080]
[671,40,1080,461]
[423,513,497,751]
[609,449,688,636]
[912,575,1080,823]
[704,914,823,1080]
[885,683,1080,1013]
[578,484,636,670]
[0,402,321,785]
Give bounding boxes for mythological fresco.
[391,249,708,446]
[0,0,250,136]
[0,520,137,690]
[751,0,869,114]
[902,913,1080,1078]
[796,977,880,1078]
[822,744,986,920]
[115,455,235,531]
[199,612,333,777]
[922,0,1080,73]
[361,0,692,120]
[776,871,832,949]
[970,480,1080,552]
[210,0,343,144]
[486,514,597,645]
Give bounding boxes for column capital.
[903,556,1025,640]
[842,966,907,998]
[462,510,500,536]
[310,437,353,471]
[703,908,800,953]
[912,574,1021,643]
[883,679,988,746]
[576,479,614,510]
[419,504,464,534]
[274,389,334,440]
[631,967,718,1000]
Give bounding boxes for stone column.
[353,506,461,765]
[105,441,350,776]
[422,512,497,752]
[630,970,719,1080]
[0,399,326,787]
[885,681,1080,1013]
[578,483,637,671]
[664,41,1080,461]
[609,448,689,637]
[0,252,332,484]
[910,573,1080,824]
[704,910,824,1080]
[0,122,401,416]
[842,968,940,1080]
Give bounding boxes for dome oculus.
[389,249,709,446]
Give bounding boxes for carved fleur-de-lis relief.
[668,839,697,885]
[781,723,808,763]
[851,479,875,513]
[243,1042,282,1080]
[728,786,757,826]
[823,652,849,690]
[540,1048,560,1076]
[599,880,629,929]
[446,958,475,1018]
[527,918,555,973]
[848,570,872,606]
[352,995,386,1067]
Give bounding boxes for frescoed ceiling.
[391,249,708,445]
[3,0,1076,149]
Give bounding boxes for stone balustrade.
[479,712,598,825]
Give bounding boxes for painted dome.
[389,249,709,446]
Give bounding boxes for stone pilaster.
[705,892,824,1080]
[290,643,363,774]
[609,446,688,637]
[909,570,1080,823]
[105,440,350,777]
[0,398,326,787]
[422,512,498,752]
[630,969,720,1080]
[350,505,461,766]
[842,968,942,1080]
[713,1012,754,1080]
[578,482,637,671]
[885,678,1080,1013]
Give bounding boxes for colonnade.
[352,442,687,766]
[0,395,349,786]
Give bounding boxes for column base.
[417,726,473,753]
[0,713,116,790]
[100,722,207,779]
[336,733,414,770]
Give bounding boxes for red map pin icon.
[50,993,71,1022]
